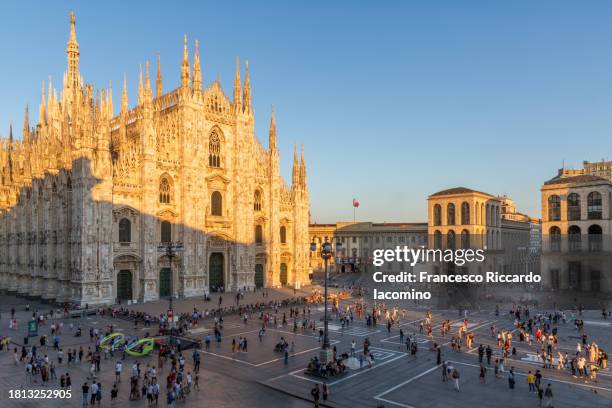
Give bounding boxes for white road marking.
[254,340,340,367]
[374,397,415,408]
[583,320,612,327]
[374,364,441,401]
[199,340,339,368]
[449,360,612,393]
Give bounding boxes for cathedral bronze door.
[255,264,264,288]
[117,270,132,301]
[280,263,288,286]
[159,268,171,298]
[209,253,224,290]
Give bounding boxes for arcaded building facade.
[540,172,612,294]
[426,187,539,306]
[0,13,310,306]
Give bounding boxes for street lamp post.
[157,242,184,329]
[310,237,342,363]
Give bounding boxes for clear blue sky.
[2,1,612,223]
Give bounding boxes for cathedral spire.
[39,80,46,127]
[268,105,276,151]
[145,60,152,99]
[121,73,128,114]
[138,64,144,105]
[193,40,202,98]
[107,81,114,117]
[48,77,53,111]
[181,34,191,89]
[300,144,307,189]
[243,60,252,115]
[156,53,163,98]
[233,56,242,113]
[292,143,299,187]
[7,124,13,183]
[66,11,80,90]
[23,105,30,143]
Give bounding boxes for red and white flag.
[352,198,360,208]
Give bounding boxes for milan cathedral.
[0,12,311,306]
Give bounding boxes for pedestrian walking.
[452,368,460,391]
[82,382,89,407]
[527,370,535,392]
[508,367,515,389]
[111,383,118,405]
[442,361,448,382]
[544,384,554,407]
[115,361,122,383]
[311,384,320,407]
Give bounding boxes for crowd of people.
[1,291,311,407]
[2,289,610,408]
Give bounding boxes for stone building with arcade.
[0,13,311,306]
[540,171,612,295]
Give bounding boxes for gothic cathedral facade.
[0,13,311,306]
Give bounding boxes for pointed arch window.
[159,177,171,204]
[211,191,222,216]
[280,226,287,244]
[119,218,131,243]
[209,132,221,168]
[254,190,262,211]
[255,225,263,244]
[161,221,172,243]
